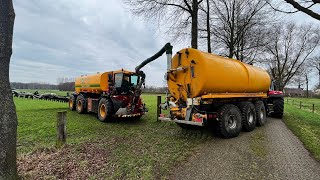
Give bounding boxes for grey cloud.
[10,0,168,86]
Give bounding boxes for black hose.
[135,43,172,73]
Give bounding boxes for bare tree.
[264,22,320,91]
[208,0,274,63]
[267,0,320,21]
[290,64,313,97]
[124,0,203,49]
[311,56,320,87]
[0,0,18,179]
[198,0,212,52]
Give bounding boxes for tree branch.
[284,0,320,20]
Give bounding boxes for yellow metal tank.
[167,48,271,100]
[75,72,110,94]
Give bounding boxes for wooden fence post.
[313,104,315,113]
[157,96,161,122]
[56,111,67,148]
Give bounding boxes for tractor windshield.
[114,73,123,88]
[130,75,139,86]
[114,73,140,94]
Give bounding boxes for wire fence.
[285,99,320,114]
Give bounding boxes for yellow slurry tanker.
[138,43,284,138]
[69,69,148,121]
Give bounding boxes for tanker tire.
[69,95,76,111]
[271,98,284,118]
[76,95,86,114]
[217,104,242,138]
[98,98,112,122]
[238,102,256,132]
[255,100,266,126]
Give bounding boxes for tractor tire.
[238,102,256,132]
[69,95,76,111]
[98,98,113,122]
[271,98,284,118]
[217,104,242,138]
[255,100,266,126]
[76,95,86,114]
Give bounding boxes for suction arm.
[130,43,173,112]
[135,43,173,74]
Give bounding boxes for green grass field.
[285,97,320,114]
[283,98,320,161]
[15,94,209,179]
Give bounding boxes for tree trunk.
[306,74,309,98]
[191,0,199,49]
[0,0,18,179]
[318,64,320,87]
[228,1,236,58]
[206,0,211,53]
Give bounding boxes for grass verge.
[283,104,320,161]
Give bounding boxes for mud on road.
[173,118,320,180]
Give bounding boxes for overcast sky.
[10,0,319,88]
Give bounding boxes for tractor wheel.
[69,95,76,111]
[271,98,284,119]
[238,102,256,132]
[217,104,242,138]
[76,95,86,114]
[98,98,113,122]
[255,100,266,126]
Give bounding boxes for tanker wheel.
[255,100,266,126]
[238,102,256,132]
[217,104,242,138]
[69,95,76,111]
[76,95,86,114]
[271,98,284,119]
[98,98,112,122]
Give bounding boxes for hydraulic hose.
[135,43,173,74]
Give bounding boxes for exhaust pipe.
[166,46,172,71]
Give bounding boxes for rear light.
[207,113,218,120]
[268,91,283,95]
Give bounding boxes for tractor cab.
[113,70,141,95]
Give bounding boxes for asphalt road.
[173,118,320,180]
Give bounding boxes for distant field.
[16,89,71,96]
[283,98,320,161]
[285,97,320,114]
[15,94,208,179]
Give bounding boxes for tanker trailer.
[135,43,284,138]
[69,69,148,121]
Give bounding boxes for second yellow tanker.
[167,48,271,101]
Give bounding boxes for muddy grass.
[18,139,117,179]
